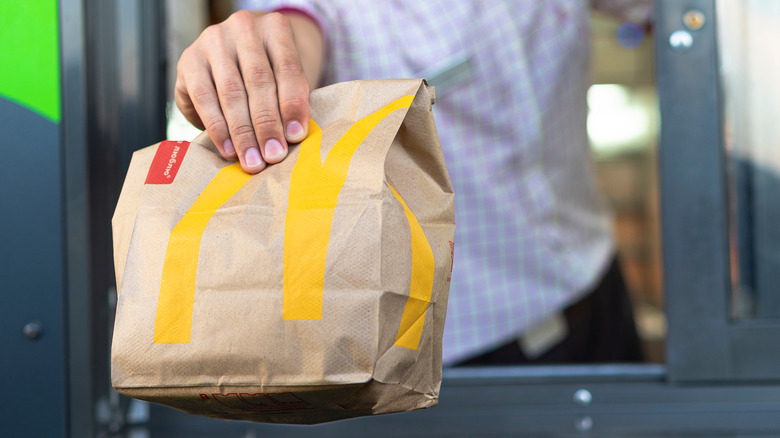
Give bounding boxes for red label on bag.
[145,140,190,184]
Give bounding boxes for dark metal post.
[61,0,94,435]
[655,0,731,381]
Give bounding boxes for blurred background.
[589,10,663,365]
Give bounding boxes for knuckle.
[229,122,257,139]
[230,9,253,22]
[200,24,223,43]
[251,109,279,130]
[279,95,308,113]
[264,12,291,31]
[275,57,304,77]
[244,65,276,88]
[218,79,247,103]
[204,117,228,134]
[227,9,255,31]
[177,47,200,73]
[177,48,191,67]
[190,87,218,105]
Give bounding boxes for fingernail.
[264,139,285,159]
[286,121,305,141]
[222,139,235,156]
[245,148,265,168]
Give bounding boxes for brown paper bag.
[111,79,455,424]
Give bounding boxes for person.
[175,0,649,366]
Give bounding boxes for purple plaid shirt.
[242,0,651,365]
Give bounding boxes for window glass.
[718,1,780,318]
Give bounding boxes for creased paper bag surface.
[111,79,455,424]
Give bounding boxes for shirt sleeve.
[591,0,653,24]
[237,0,329,38]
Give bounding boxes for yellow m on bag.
[154,163,251,343]
[154,94,434,350]
[387,183,435,350]
[282,95,414,321]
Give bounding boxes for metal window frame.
[61,0,93,436]
[59,0,168,436]
[657,0,780,382]
[138,365,780,437]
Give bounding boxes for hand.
[175,10,323,173]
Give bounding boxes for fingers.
[174,10,313,174]
[233,16,287,166]
[235,12,310,165]
[175,51,236,159]
[262,13,311,145]
[174,71,205,131]
[207,29,267,173]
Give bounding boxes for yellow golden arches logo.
[153,163,251,343]
[387,183,435,350]
[282,95,415,320]
[154,94,434,350]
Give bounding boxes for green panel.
[0,0,61,122]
